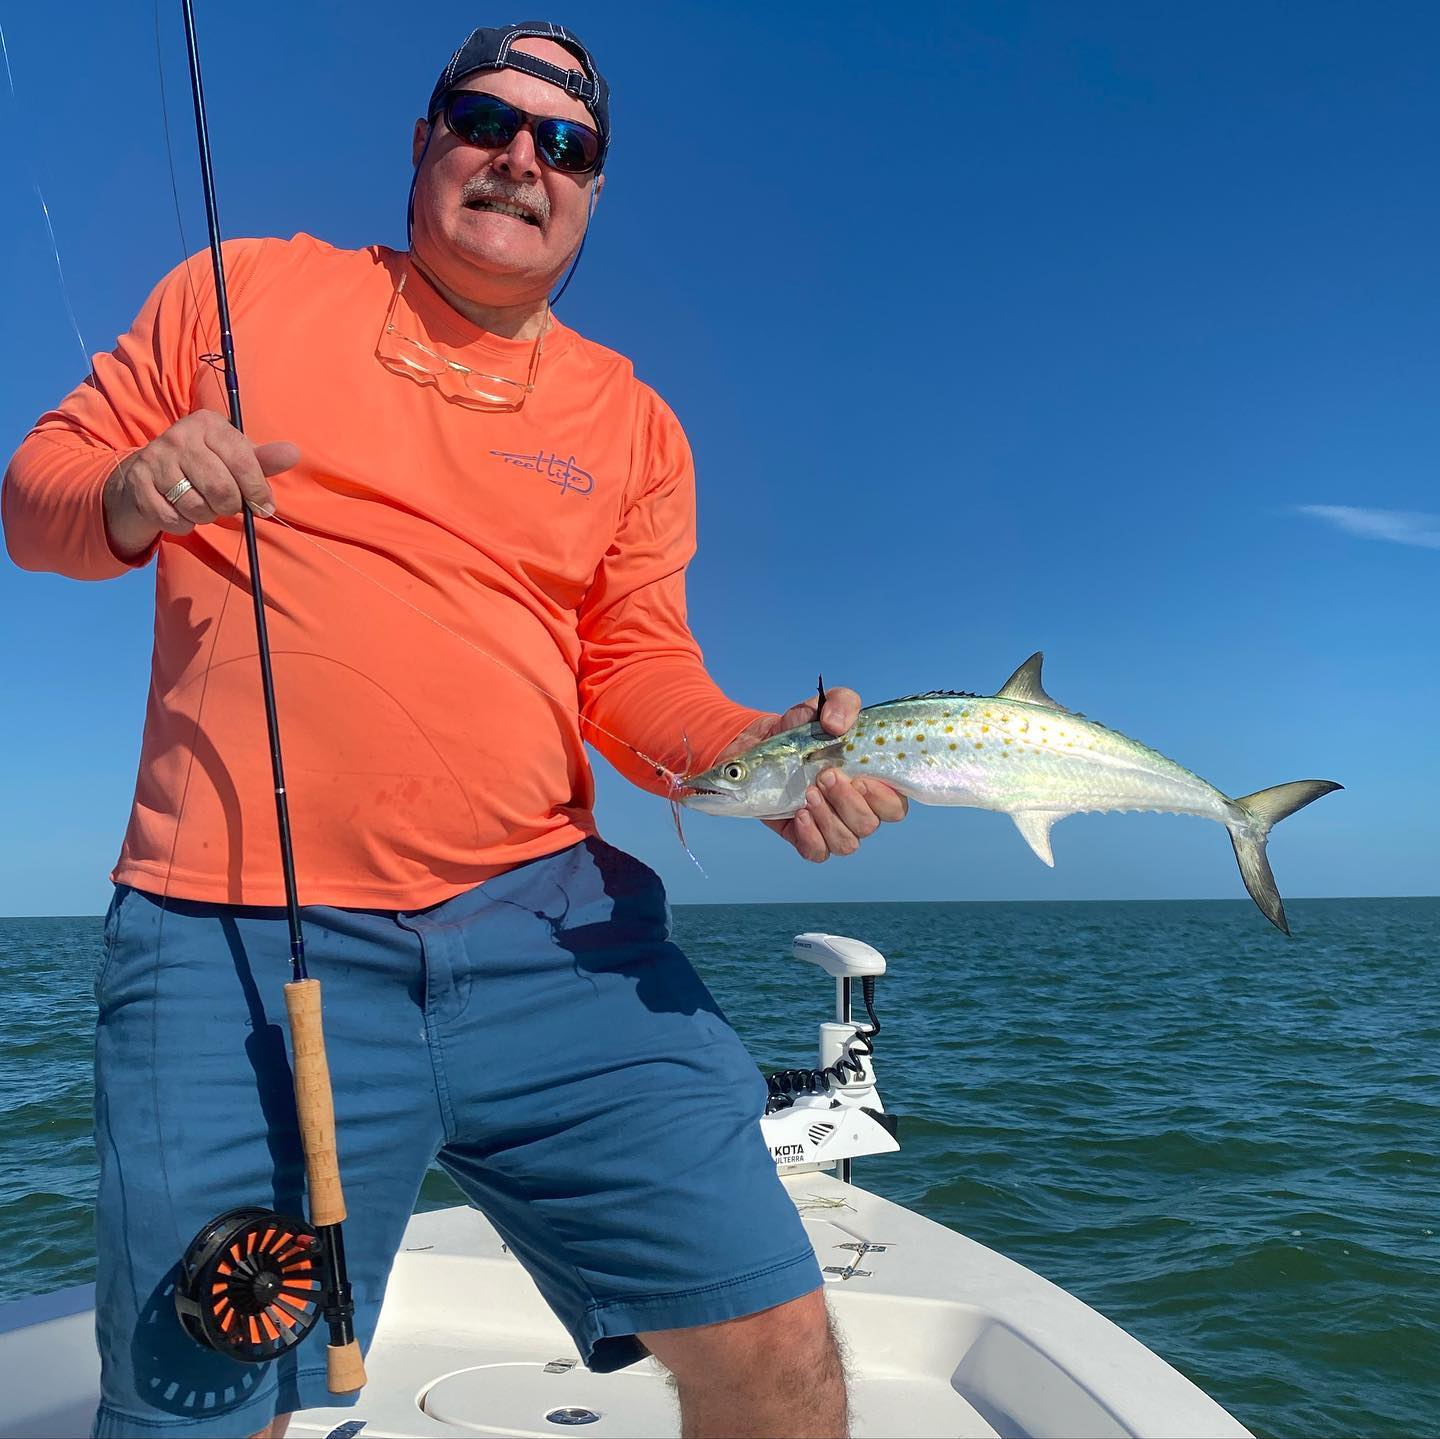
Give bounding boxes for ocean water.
[2,898,1437,1437]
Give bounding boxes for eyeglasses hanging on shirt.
[376,267,545,412]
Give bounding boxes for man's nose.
[495,126,541,181]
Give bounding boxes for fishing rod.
[166,0,364,1393]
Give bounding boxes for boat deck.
[290,1173,1245,1438]
[0,1173,1250,1438]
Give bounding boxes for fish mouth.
[676,784,739,811]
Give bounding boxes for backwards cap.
[428,21,610,163]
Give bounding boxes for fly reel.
[176,1207,324,1362]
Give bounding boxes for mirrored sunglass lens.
[448,94,518,148]
[538,119,599,172]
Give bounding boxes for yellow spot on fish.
[981,724,989,733]
[949,742,957,750]
[959,708,970,718]
[1004,737,1013,745]
[944,725,954,733]
[975,742,984,750]
[915,734,926,742]
[859,756,869,764]
[897,751,906,760]
[845,743,854,752]
[875,736,886,745]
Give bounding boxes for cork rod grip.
[328,1339,367,1393]
[283,978,347,1227]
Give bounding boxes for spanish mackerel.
[679,653,1341,934]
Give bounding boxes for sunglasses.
[438,90,604,176]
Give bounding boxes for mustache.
[459,174,551,225]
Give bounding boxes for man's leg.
[92,888,442,1438]
[641,1291,847,1439]
[426,838,835,1399]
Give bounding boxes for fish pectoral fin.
[996,652,1070,711]
[801,740,848,767]
[1010,810,1064,866]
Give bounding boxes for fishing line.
[265,513,713,876]
[262,511,691,795]
[153,0,223,352]
[670,731,706,874]
[0,19,94,377]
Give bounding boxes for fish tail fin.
[1225,781,1343,935]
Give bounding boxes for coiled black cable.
[764,976,880,1113]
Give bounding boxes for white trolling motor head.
[758,933,898,1176]
[792,932,887,979]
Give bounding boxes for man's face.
[409,38,602,301]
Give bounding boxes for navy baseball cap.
[428,22,611,160]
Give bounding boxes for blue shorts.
[91,837,820,1438]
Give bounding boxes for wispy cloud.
[1297,505,1440,550]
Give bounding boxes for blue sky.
[1,1,1436,915]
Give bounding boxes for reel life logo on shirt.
[491,448,595,496]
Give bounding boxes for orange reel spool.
[175,1206,323,1362]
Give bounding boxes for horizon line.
[2,893,1435,922]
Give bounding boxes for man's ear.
[412,118,431,168]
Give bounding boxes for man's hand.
[719,686,908,862]
[102,410,300,561]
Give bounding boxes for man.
[4,23,905,1439]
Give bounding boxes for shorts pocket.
[94,885,132,996]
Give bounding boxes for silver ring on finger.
[164,478,194,505]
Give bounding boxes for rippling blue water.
[2,898,1437,1437]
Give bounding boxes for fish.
[678,653,1341,934]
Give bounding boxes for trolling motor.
[166,0,363,1391]
[757,934,900,1180]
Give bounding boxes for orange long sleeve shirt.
[3,234,762,907]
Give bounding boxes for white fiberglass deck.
[0,1173,1250,1439]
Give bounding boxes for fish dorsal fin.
[876,689,980,706]
[996,652,1068,711]
[1011,811,1064,867]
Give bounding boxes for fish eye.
[723,762,747,782]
